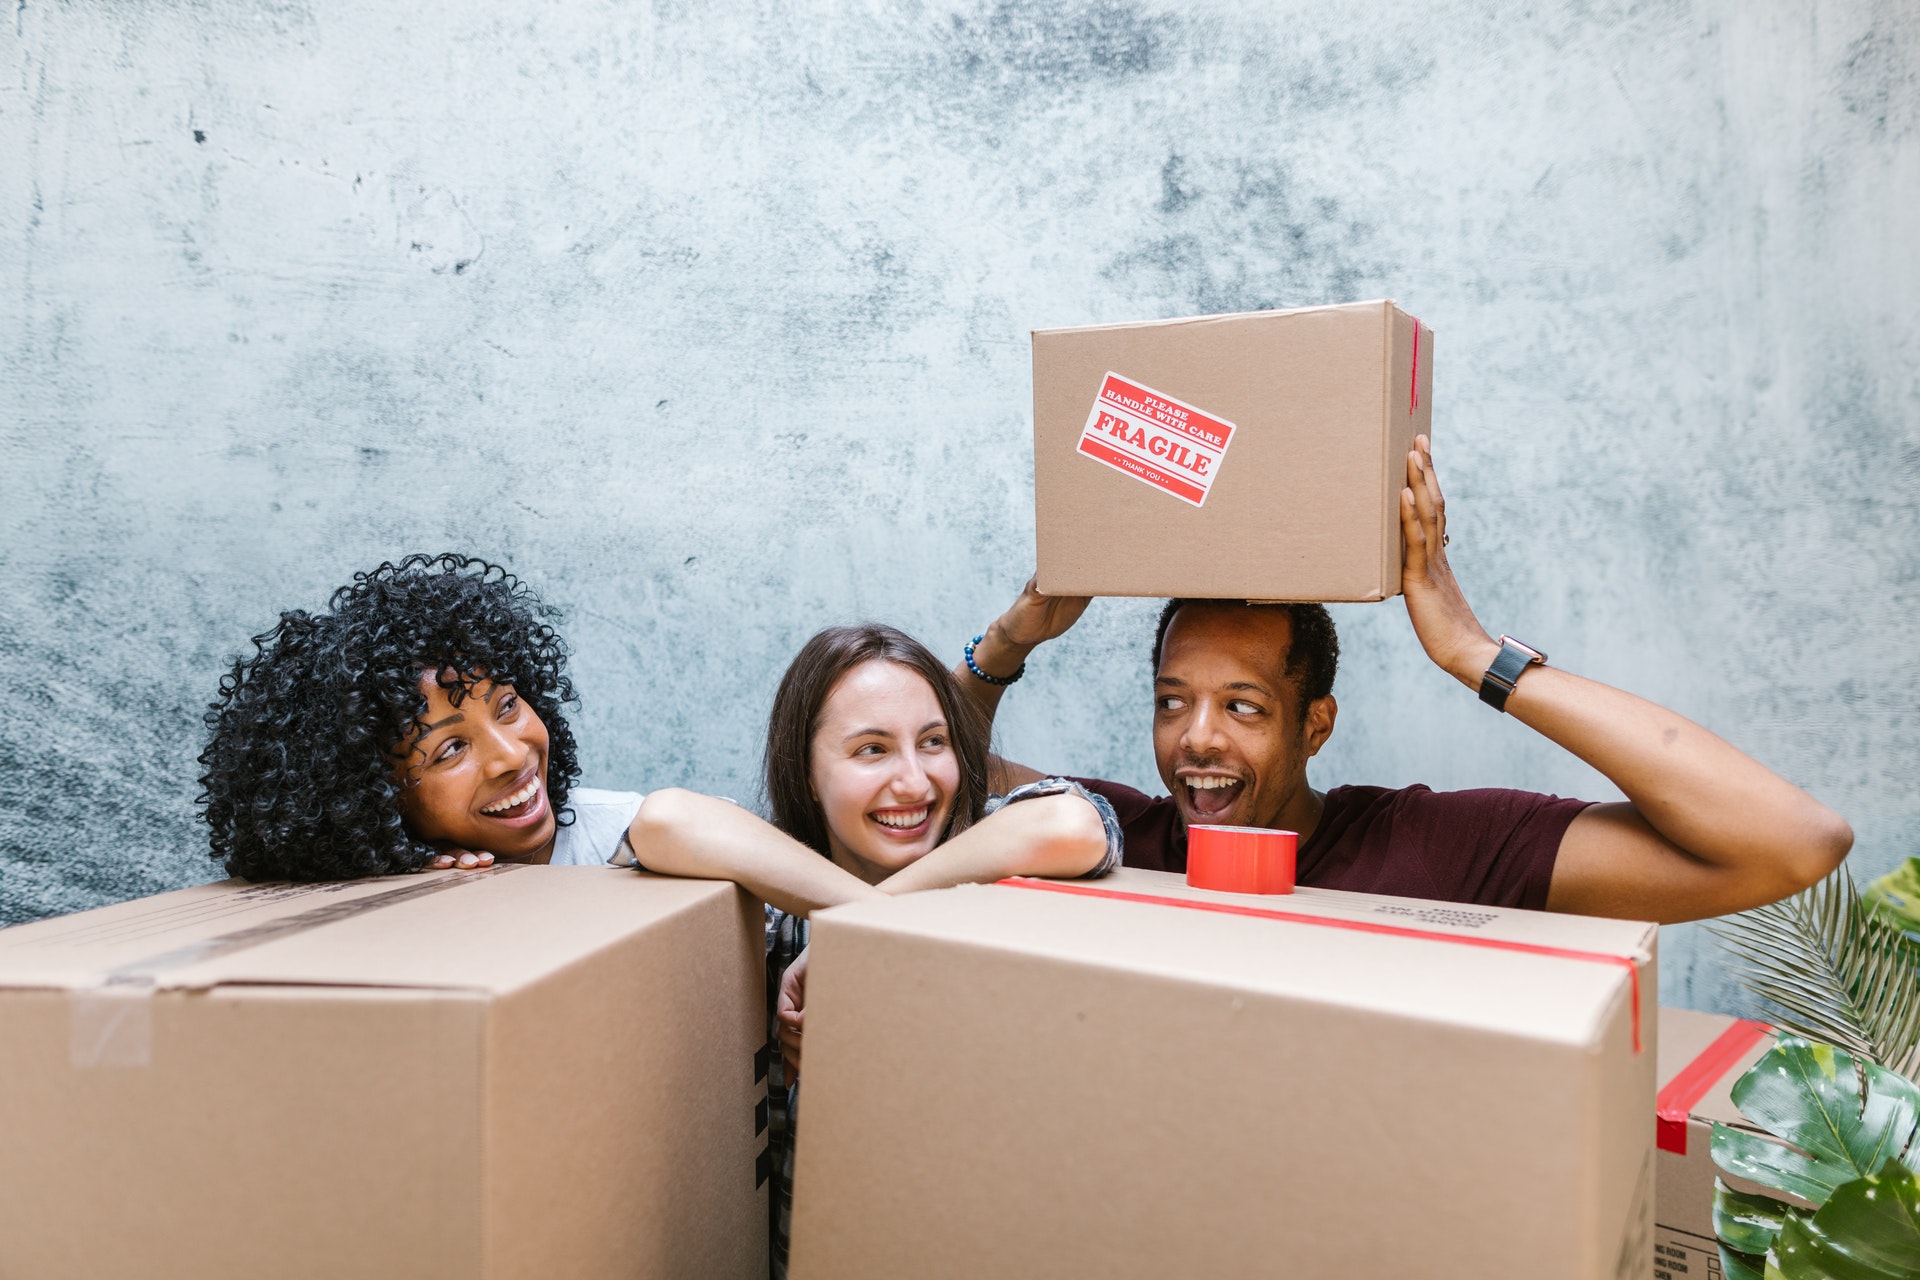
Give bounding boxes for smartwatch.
[1478,636,1546,712]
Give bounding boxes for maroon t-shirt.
[1069,777,1593,911]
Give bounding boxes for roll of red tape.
[1185,825,1297,895]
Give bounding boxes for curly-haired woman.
[200,553,601,879]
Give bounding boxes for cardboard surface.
[790,867,1656,1280]
[1652,1006,1778,1280]
[1032,300,1433,601]
[0,865,769,1280]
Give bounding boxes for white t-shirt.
[548,788,647,866]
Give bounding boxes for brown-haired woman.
[629,620,1118,913]
[629,623,1121,1276]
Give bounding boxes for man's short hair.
[1151,599,1340,705]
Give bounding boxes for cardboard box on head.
[1033,300,1433,601]
[789,867,1656,1280]
[0,865,769,1280]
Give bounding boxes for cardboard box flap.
[0,865,731,995]
[822,870,1652,1050]
[1093,867,1657,956]
[1657,1005,1774,1133]
[1030,298,1394,338]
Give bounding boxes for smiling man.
[957,436,1853,925]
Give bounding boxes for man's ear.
[1302,695,1337,758]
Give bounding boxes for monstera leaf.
[1766,1161,1920,1279]
[1715,1039,1920,1202]
[1711,1038,1920,1277]
[1714,1180,1787,1280]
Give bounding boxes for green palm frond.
[1709,871,1920,1079]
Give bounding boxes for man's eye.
[1156,696,1185,712]
[1228,700,1263,715]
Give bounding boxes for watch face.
[1499,636,1546,664]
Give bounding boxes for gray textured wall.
[3,0,1915,1015]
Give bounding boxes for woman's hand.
[987,576,1091,652]
[427,849,495,871]
[777,946,808,1081]
[1399,433,1499,688]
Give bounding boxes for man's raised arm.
[950,578,1091,793]
[1400,435,1853,924]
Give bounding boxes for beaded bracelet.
[963,634,1026,687]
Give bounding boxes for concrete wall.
[2,0,1915,1013]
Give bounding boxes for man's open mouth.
[1181,774,1245,819]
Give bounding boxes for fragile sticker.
[1074,373,1235,508]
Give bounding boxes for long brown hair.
[764,624,992,858]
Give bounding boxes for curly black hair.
[197,553,581,882]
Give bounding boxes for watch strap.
[1478,637,1546,712]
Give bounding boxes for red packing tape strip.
[1654,1018,1772,1155]
[998,877,1645,1053]
[1409,317,1421,414]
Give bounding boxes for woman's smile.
[479,767,547,826]
[869,804,933,838]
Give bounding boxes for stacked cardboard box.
[1033,300,1433,602]
[0,865,768,1280]
[789,867,1656,1279]
[1652,1006,1779,1279]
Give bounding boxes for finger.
[1408,449,1443,543]
[1400,486,1428,574]
[429,854,455,871]
[1415,436,1445,542]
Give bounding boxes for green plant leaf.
[1764,1163,1920,1279]
[1710,871,1920,1079]
[1865,859,1920,935]
[1720,1242,1767,1280]
[1721,1243,1768,1280]
[1711,1039,1920,1207]
[1717,1177,1797,1256]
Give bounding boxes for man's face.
[1152,605,1334,831]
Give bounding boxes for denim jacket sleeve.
[981,775,1124,878]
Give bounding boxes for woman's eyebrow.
[839,726,897,744]
[918,720,948,735]
[420,712,465,732]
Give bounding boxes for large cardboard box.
[1032,299,1433,601]
[0,865,768,1280]
[1652,1006,1777,1280]
[790,867,1657,1279]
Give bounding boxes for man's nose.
[1182,700,1231,757]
